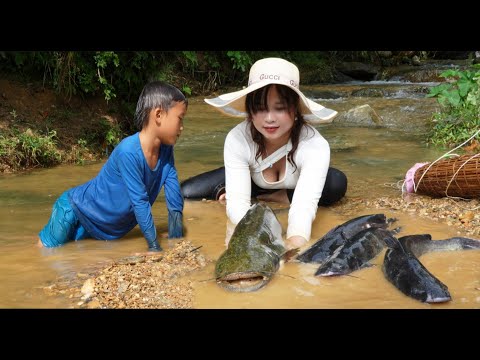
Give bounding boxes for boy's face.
[158,101,187,145]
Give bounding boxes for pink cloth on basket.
[404,162,429,193]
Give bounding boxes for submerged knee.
[320,168,348,206]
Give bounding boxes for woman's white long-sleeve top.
[224,119,330,241]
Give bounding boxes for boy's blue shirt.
[68,132,183,246]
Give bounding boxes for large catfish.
[297,214,397,264]
[215,203,291,292]
[383,234,480,303]
[314,227,396,276]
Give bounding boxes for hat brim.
[205,80,337,124]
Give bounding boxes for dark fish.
[399,234,480,257]
[383,234,480,303]
[214,203,288,292]
[383,235,450,303]
[297,214,397,264]
[314,227,395,276]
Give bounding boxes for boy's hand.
[146,238,162,252]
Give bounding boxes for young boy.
[39,81,188,251]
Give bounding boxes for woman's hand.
[285,235,307,250]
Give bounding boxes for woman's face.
[251,85,295,144]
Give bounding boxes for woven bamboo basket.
[413,154,480,198]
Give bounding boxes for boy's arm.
[146,234,162,251]
[164,159,184,239]
[168,209,183,238]
[117,151,162,251]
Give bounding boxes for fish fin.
[362,262,375,269]
[391,226,402,234]
[383,233,401,249]
[442,237,480,250]
[387,217,398,225]
[322,243,345,264]
[282,248,300,262]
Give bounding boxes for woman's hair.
[245,84,308,171]
[134,81,188,130]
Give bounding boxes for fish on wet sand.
[297,213,397,265]
[314,227,396,276]
[214,203,288,292]
[383,234,480,303]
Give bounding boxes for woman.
[186,57,347,250]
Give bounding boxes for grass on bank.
[427,64,480,148]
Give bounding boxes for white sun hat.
[204,57,337,124]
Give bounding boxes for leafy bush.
[426,64,480,147]
[0,128,61,170]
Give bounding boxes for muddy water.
[1,87,479,309]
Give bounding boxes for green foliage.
[93,51,120,101]
[427,65,480,147]
[100,118,123,148]
[80,117,124,156]
[181,51,198,76]
[288,51,335,83]
[182,85,192,96]
[155,61,176,83]
[72,138,89,165]
[0,128,61,170]
[51,52,80,99]
[203,52,221,69]
[9,109,18,120]
[227,51,252,72]
[1,50,338,105]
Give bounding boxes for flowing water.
[1,81,479,309]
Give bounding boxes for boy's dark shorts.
[39,191,90,247]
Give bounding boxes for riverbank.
[0,77,115,172]
[332,193,480,238]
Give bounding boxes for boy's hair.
[134,81,188,130]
